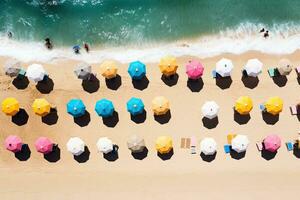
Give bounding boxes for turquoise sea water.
[1,0,300,46]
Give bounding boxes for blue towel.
[224,145,231,154]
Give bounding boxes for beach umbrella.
[244,59,263,77]
[74,62,91,80]
[126,97,144,116]
[128,61,146,80]
[278,59,292,76]
[32,98,51,117]
[265,97,283,115]
[96,137,114,154]
[200,137,217,156]
[26,64,47,82]
[5,135,23,153]
[66,137,85,156]
[263,134,281,152]
[235,96,253,115]
[152,96,170,115]
[1,97,20,116]
[127,135,146,153]
[100,60,118,79]
[95,99,115,118]
[216,58,234,77]
[186,60,204,80]
[201,101,219,119]
[155,136,173,154]
[67,99,86,118]
[4,58,21,77]
[35,137,53,154]
[231,135,249,153]
[159,56,178,76]
[73,45,80,50]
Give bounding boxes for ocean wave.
[1,22,300,63]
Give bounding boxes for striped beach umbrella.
[67,99,86,118]
[128,61,146,80]
[95,99,115,118]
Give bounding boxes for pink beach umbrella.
[186,60,204,80]
[35,137,53,154]
[263,134,281,152]
[5,135,23,153]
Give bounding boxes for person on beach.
[73,45,80,54]
[84,43,90,53]
[45,38,53,49]
[264,30,269,38]
[259,28,265,33]
[7,31,12,38]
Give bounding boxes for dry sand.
[0,51,300,200]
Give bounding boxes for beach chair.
[190,136,196,154]
[180,138,186,148]
[256,142,263,151]
[227,133,236,144]
[268,68,276,77]
[290,105,298,115]
[286,141,294,151]
[186,138,191,149]
[259,104,266,112]
[212,70,217,78]
[224,144,231,154]
[18,69,26,76]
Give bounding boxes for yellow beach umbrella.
[100,60,118,79]
[32,98,51,117]
[155,136,173,154]
[235,96,253,115]
[152,96,170,115]
[265,96,283,115]
[1,97,20,116]
[159,56,178,76]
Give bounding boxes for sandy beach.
[1,51,300,200]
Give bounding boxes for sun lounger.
[227,134,236,144]
[224,145,231,154]
[190,136,196,154]
[286,142,294,151]
[268,68,276,77]
[212,70,217,78]
[186,138,191,149]
[290,105,298,115]
[256,142,263,151]
[180,138,186,148]
[18,69,26,76]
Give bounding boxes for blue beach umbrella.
[95,99,115,118]
[127,97,144,116]
[128,61,146,80]
[67,99,86,118]
[73,45,80,50]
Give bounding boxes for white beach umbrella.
[200,137,217,156]
[96,137,114,154]
[244,59,263,77]
[4,58,22,77]
[231,135,249,153]
[26,64,47,82]
[66,137,85,156]
[216,58,234,77]
[74,62,92,80]
[201,101,219,119]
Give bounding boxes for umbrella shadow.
[200,152,217,162]
[74,146,90,163]
[44,145,61,163]
[272,75,287,87]
[81,74,99,93]
[103,145,119,162]
[216,76,232,89]
[234,110,251,125]
[130,110,146,124]
[241,76,259,89]
[36,77,54,94]
[102,111,119,127]
[42,108,58,125]
[230,149,246,160]
[12,108,29,126]
[202,117,219,129]
[12,76,29,90]
[261,149,277,160]
[74,111,91,127]
[14,144,31,161]
[161,74,179,87]
[262,112,279,125]
[157,149,174,161]
[132,76,149,90]
[131,147,148,160]
[187,78,204,92]
[105,75,122,90]
[154,110,171,124]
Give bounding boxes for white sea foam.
[1,22,300,64]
